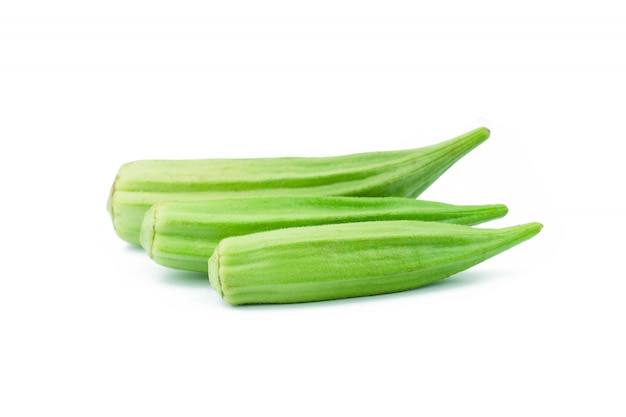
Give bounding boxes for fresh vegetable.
[208,220,542,305]
[140,196,508,273]
[108,127,490,244]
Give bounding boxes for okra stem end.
[139,204,159,259]
[208,248,224,298]
[106,181,115,224]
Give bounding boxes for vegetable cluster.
[108,127,541,305]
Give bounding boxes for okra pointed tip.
[504,221,543,242]
[438,126,491,156]
[522,221,543,242]
[474,203,508,223]
[526,221,543,233]
[493,203,508,218]
[473,126,490,141]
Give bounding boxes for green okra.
[139,196,508,273]
[208,220,542,305]
[108,127,490,245]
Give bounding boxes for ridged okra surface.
[140,196,508,273]
[208,220,542,305]
[108,127,490,244]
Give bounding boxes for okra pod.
[140,196,508,273]
[108,127,490,244]
[208,220,542,305]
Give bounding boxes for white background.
[1,0,624,415]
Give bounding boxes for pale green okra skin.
[140,196,508,273]
[208,220,542,305]
[108,127,491,245]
